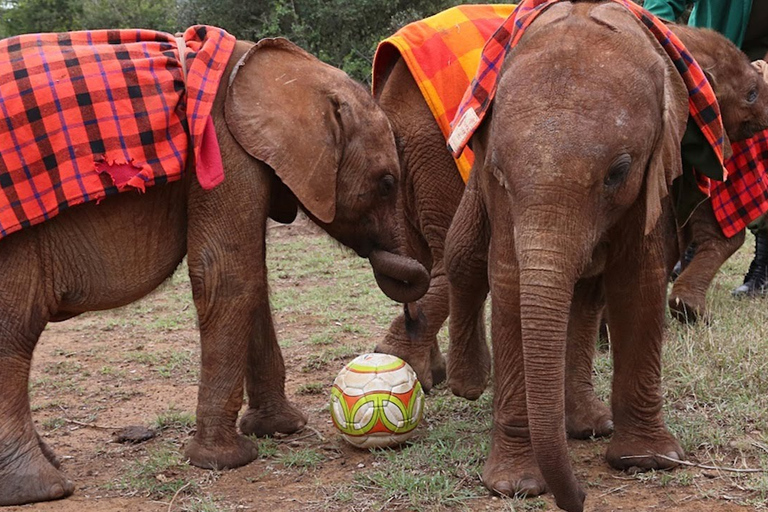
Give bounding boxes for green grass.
[278,447,325,472]
[301,345,365,373]
[297,382,327,396]
[179,495,222,512]
[41,417,66,431]
[255,437,280,459]
[32,220,768,511]
[111,442,198,498]
[120,348,197,380]
[153,407,196,433]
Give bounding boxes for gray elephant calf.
[0,27,427,505]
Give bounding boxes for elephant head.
[670,24,768,142]
[224,38,428,304]
[465,3,692,510]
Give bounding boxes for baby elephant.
[0,29,427,505]
[444,1,725,510]
[666,26,768,323]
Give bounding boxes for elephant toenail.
[519,478,543,496]
[603,420,614,432]
[665,451,682,461]
[492,480,513,496]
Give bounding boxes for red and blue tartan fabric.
[447,0,727,189]
[712,128,768,237]
[0,25,236,239]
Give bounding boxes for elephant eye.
[747,87,758,104]
[379,174,396,197]
[604,154,632,188]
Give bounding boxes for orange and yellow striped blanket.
[372,4,516,183]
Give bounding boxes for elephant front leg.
[669,202,746,324]
[375,265,448,392]
[239,306,307,437]
[183,238,263,468]
[445,183,491,400]
[604,235,683,471]
[565,276,613,439]
[482,241,545,498]
[183,276,259,469]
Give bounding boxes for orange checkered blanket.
[372,4,516,183]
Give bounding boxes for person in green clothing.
[645,0,768,296]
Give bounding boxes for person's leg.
[733,213,768,297]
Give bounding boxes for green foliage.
[0,0,510,82]
[79,0,179,32]
[1,0,180,36]
[178,0,498,83]
[1,0,84,35]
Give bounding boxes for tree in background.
[1,0,84,35]
[0,0,653,82]
[80,0,178,32]
[178,0,481,83]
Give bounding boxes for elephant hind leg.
[445,179,491,400]
[0,437,74,506]
[669,204,745,325]
[0,327,74,505]
[239,301,307,438]
[0,245,74,505]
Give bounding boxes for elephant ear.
[225,38,342,223]
[643,55,690,236]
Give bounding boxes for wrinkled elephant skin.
[0,37,428,506]
[666,27,768,324]
[444,3,694,510]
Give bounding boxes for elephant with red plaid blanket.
[0,34,428,506]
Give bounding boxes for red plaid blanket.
[0,25,236,239]
[712,128,768,237]
[447,0,727,194]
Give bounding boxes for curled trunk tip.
[368,249,429,304]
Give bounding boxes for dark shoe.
[670,242,696,282]
[732,230,768,297]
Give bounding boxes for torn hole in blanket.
[95,157,147,193]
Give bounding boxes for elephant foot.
[565,393,613,439]
[374,340,436,392]
[446,345,490,401]
[446,359,489,401]
[482,443,546,498]
[429,343,447,388]
[0,443,74,506]
[239,401,308,438]
[668,292,706,325]
[184,433,259,470]
[605,429,684,472]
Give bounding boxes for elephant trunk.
[369,249,430,304]
[518,242,587,512]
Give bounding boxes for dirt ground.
[5,218,767,512]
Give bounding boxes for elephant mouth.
[368,249,429,304]
[738,119,768,141]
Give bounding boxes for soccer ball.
[330,353,424,449]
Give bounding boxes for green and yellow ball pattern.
[330,353,424,449]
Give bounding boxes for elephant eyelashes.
[603,154,632,188]
[379,174,396,197]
